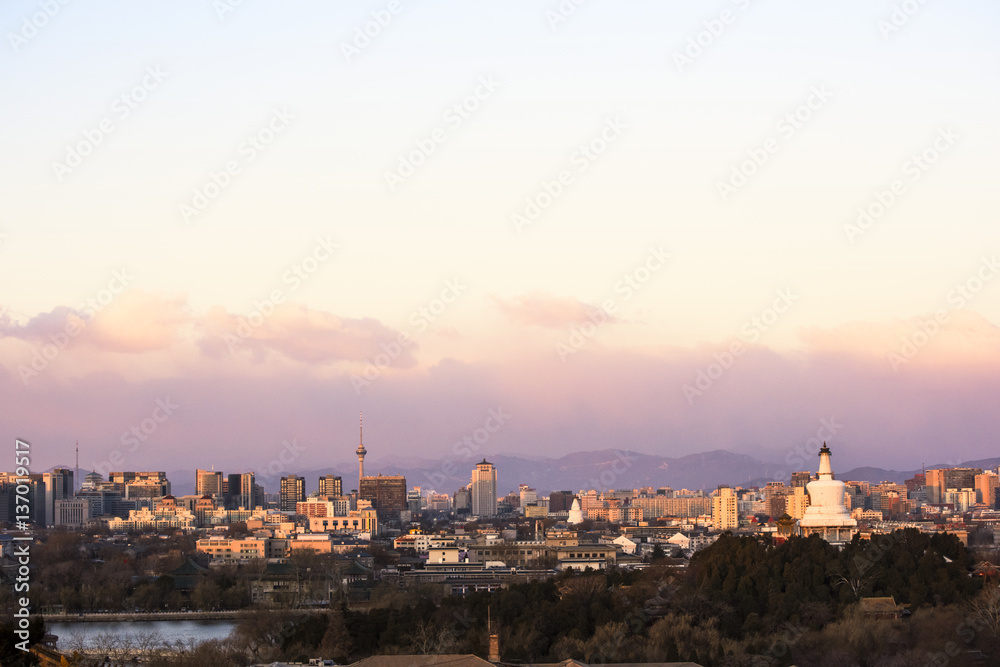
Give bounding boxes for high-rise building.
[975,472,999,508]
[790,472,812,488]
[470,459,497,518]
[453,486,471,514]
[43,468,74,527]
[712,486,738,530]
[764,482,790,519]
[359,474,407,517]
[54,498,92,527]
[905,473,926,495]
[549,491,575,513]
[407,488,423,513]
[109,472,169,497]
[785,486,810,520]
[318,474,342,499]
[227,472,259,510]
[926,468,981,504]
[280,475,306,512]
[0,473,46,526]
[196,469,223,497]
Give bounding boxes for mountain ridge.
[47,450,1000,497]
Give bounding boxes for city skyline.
[3,1,1000,474]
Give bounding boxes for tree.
[969,582,1000,637]
[320,607,356,662]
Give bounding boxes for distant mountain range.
[49,449,999,497]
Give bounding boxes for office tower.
[785,486,810,520]
[549,491,575,513]
[925,467,982,504]
[227,472,258,510]
[359,475,407,517]
[790,471,812,488]
[453,486,471,514]
[712,485,738,530]
[42,468,74,527]
[280,475,306,512]
[764,481,790,519]
[470,459,498,517]
[975,472,999,508]
[196,469,224,497]
[109,471,170,496]
[407,488,422,513]
[318,474,342,498]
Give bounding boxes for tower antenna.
[356,411,367,490]
[75,440,79,494]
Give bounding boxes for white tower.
[568,497,584,525]
[799,443,857,543]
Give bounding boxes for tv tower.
[356,411,367,490]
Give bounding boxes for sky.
[1,1,999,484]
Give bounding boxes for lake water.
[48,620,237,651]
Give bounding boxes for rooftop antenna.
[75,440,79,494]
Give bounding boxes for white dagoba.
[798,443,857,544]
[568,497,584,525]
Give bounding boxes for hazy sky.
[2,1,999,482]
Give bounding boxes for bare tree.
[832,573,871,601]
[969,582,1000,637]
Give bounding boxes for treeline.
[226,531,997,667]
[0,530,255,613]
[5,529,1000,666]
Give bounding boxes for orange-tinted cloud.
[490,292,620,329]
[798,309,1000,366]
[198,302,418,366]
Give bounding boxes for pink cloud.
[198,302,418,366]
[798,309,1000,367]
[490,292,619,329]
[3,304,1000,477]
